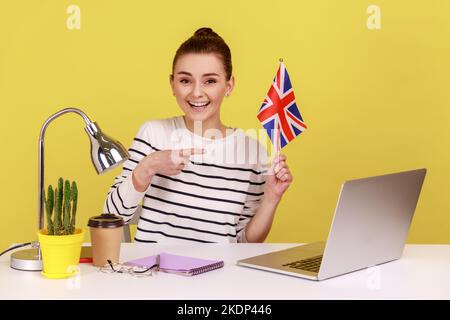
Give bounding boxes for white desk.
[0,244,449,300]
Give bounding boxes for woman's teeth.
[189,101,210,107]
[188,101,210,111]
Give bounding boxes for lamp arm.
[38,108,94,230]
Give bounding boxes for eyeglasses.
[99,255,160,277]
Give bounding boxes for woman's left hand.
[264,154,293,203]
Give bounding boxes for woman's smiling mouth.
[188,101,210,111]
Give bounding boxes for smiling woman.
[103,27,294,244]
[170,28,234,136]
[170,53,233,136]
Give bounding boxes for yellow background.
[1,0,449,251]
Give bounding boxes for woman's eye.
[179,79,190,84]
[205,79,217,84]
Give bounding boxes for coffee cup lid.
[88,214,124,228]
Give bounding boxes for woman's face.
[170,53,234,125]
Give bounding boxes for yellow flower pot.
[37,228,85,279]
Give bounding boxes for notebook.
[124,252,224,276]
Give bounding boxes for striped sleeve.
[236,144,269,243]
[103,122,157,223]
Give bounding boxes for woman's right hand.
[132,148,205,192]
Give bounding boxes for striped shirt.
[103,116,268,244]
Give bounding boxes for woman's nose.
[192,82,204,97]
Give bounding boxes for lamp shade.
[85,122,129,174]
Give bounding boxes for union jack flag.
[257,61,307,151]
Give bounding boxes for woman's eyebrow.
[176,71,220,77]
[176,71,192,76]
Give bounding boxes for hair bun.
[194,27,218,38]
[173,27,232,81]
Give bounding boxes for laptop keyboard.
[283,255,323,273]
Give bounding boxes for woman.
[104,27,293,243]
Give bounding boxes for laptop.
[237,168,427,281]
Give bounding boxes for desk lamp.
[10,108,129,271]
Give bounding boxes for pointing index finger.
[179,148,206,157]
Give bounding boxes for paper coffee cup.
[88,214,124,267]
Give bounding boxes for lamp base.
[10,248,42,271]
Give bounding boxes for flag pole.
[277,124,281,160]
[277,58,283,161]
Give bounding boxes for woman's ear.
[226,76,235,97]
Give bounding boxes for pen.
[155,254,160,273]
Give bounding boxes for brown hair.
[172,27,232,81]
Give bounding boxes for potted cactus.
[37,177,85,279]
